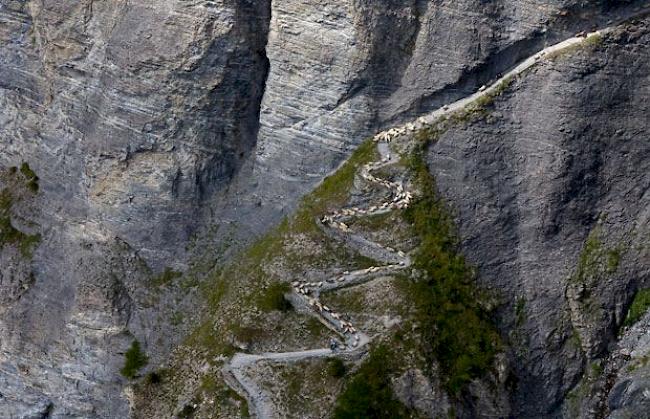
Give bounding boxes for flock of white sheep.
[290,124,414,350]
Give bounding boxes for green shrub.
[623,288,650,328]
[258,282,292,312]
[19,162,36,179]
[0,189,40,257]
[170,312,184,326]
[401,145,499,395]
[0,209,21,245]
[327,358,346,378]
[121,340,148,379]
[230,324,266,346]
[18,232,41,257]
[19,162,39,192]
[333,346,411,419]
[178,401,198,419]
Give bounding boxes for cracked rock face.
[224,0,636,241]
[426,19,650,417]
[0,0,648,416]
[1,0,270,416]
[1,0,270,265]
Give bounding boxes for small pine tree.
[121,340,148,379]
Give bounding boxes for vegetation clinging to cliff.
[121,340,149,379]
[623,288,650,328]
[333,345,413,419]
[0,168,41,257]
[571,226,621,285]
[401,137,500,395]
[19,162,39,193]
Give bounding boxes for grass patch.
[322,287,366,313]
[590,361,603,377]
[584,33,603,47]
[200,376,250,418]
[151,267,182,288]
[572,227,622,284]
[399,139,500,395]
[230,324,267,346]
[184,321,236,359]
[623,288,650,328]
[446,76,515,124]
[333,345,413,419]
[348,210,394,230]
[305,317,326,336]
[170,312,184,326]
[0,189,40,257]
[203,274,229,311]
[294,139,378,233]
[569,326,583,351]
[121,340,148,379]
[546,33,604,61]
[257,282,292,312]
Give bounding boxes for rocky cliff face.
[1,0,270,416]
[425,19,650,417]
[217,0,643,241]
[0,0,648,417]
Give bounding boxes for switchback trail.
[221,14,648,418]
[222,137,411,419]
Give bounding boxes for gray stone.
[0,0,648,416]
[426,19,650,417]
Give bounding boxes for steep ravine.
[214,16,650,418]
[136,13,648,419]
[1,1,649,418]
[210,0,650,246]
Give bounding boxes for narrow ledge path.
[222,135,411,419]
[220,11,649,418]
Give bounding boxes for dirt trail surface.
[221,134,411,418]
[220,13,650,418]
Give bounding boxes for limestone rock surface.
[0,0,648,417]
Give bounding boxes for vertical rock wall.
[0,1,271,416]
[0,0,646,416]
[426,21,650,415]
